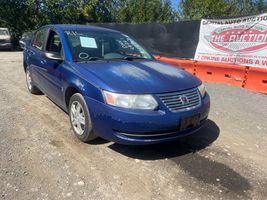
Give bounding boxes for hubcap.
[26,69,32,90]
[70,101,86,135]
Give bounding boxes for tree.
[178,0,233,20]
[256,0,266,13]
[178,0,267,20]
[42,0,114,24]
[0,0,40,36]
[0,0,115,35]
[81,0,114,23]
[113,0,176,23]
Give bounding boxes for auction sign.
[194,13,267,69]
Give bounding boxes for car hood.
[74,60,201,94]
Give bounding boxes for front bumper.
[0,42,12,49]
[85,93,210,145]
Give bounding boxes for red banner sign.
[195,14,267,69]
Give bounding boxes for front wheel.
[69,93,97,142]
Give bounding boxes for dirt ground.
[0,51,267,200]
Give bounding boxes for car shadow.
[0,48,21,52]
[88,137,110,145]
[0,49,11,52]
[108,120,252,198]
[108,119,220,160]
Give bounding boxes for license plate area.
[180,114,200,131]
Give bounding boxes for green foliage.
[112,0,176,23]
[0,0,39,36]
[178,0,267,20]
[82,0,114,23]
[1,0,267,36]
[0,0,175,36]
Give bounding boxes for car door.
[27,28,49,91]
[40,29,65,107]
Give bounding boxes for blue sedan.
[23,24,210,145]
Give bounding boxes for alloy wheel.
[70,101,86,135]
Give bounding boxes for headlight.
[198,84,206,97]
[103,91,158,110]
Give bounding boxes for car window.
[0,30,9,36]
[32,29,47,51]
[22,32,33,40]
[46,30,62,55]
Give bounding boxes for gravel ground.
[0,52,267,200]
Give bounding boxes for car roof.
[43,24,120,34]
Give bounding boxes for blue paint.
[24,24,210,145]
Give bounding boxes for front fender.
[61,63,104,110]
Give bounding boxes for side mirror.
[43,52,63,62]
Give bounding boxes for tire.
[69,93,97,142]
[25,66,41,94]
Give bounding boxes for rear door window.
[32,29,47,51]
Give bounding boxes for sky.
[171,0,180,10]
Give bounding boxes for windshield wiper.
[76,56,147,63]
[76,57,106,63]
[123,56,145,61]
[88,57,104,61]
[109,56,146,61]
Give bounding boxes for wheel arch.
[64,77,105,112]
[64,86,80,111]
[23,61,27,72]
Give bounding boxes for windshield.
[64,30,152,62]
[0,30,9,36]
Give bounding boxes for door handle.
[28,50,33,56]
[40,60,47,65]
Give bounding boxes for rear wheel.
[69,93,97,142]
[26,66,41,94]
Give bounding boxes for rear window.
[32,29,47,50]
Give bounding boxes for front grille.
[158,88,201,112]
